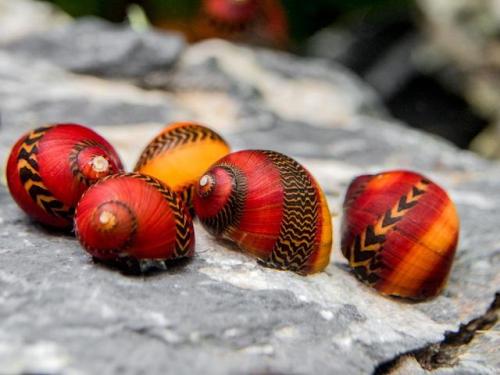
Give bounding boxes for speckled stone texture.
[0,4,499,375]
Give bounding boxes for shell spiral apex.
[75,172,195,264]
[193,149,333,275]
[6,124,123,229]
[134,122,230,213]
[341,170,460,300]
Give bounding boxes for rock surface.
[0,0,69,43]
[0,4,499,375]
[3,18,186,78]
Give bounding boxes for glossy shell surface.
[75,173,195,262]
[341,170,460,300]
[194,150,332,275]
[6,124,123,229]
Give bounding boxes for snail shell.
[203,0,259,25]
[75,173,195,263]
[341,170,460,300]
[134,122,230,212]
[6,124,123,229]
[193,150,333,275]
[199,0,288,45]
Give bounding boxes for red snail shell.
[193,150,333,275]
[203,0,260,25]
[134,122,230,212]
[195,0,288,47]
[6,124,123,229]
[75,173,195,264]
[200,0,288,45]
[341,170,460,300]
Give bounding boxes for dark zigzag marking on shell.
[17,127,73,221]
[201,165,247,237]
[128,173,194,258]
[261,151,320,273]
[176,184,196,217]
[347,180,429,285]
[134,124,227,170]
[23,126,50,144]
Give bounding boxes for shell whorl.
[197,164,248,237]
[77,199,138,259]
[69,140,115,186]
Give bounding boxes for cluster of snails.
[6,121,460,300]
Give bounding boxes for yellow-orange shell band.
[138,141,230,191]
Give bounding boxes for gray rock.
[390,301,499,375]
[0,9,498,375]
[0,51,187,166]
[2,18,186,78]
[0,0,69,44]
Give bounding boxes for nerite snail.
[193,149,333,275]
[75,173,195,265]
[341,170,460,300]
[6,124,123,229]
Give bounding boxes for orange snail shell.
[6,124,123,229]
[193,150,333,275]
[341,170,460,300]
[75,173,195,264]
[134,122,230,212]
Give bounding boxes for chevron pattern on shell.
[341,170,460,300]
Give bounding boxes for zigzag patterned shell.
[75,173,195,262]
[134,122,230,212]
[193,150,333,275]
[6,124,123,229]
[341,170,460,300]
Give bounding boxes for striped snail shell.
[6,124,123,229]
[75,173,195,264]
[134,122,230,212]
[193,150,333,275]
[341,170,460,300]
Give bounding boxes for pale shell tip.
[91,156,110,173]
[99,211,116,227]
[199,175,210,187]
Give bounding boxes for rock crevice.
[375,294,500,374]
